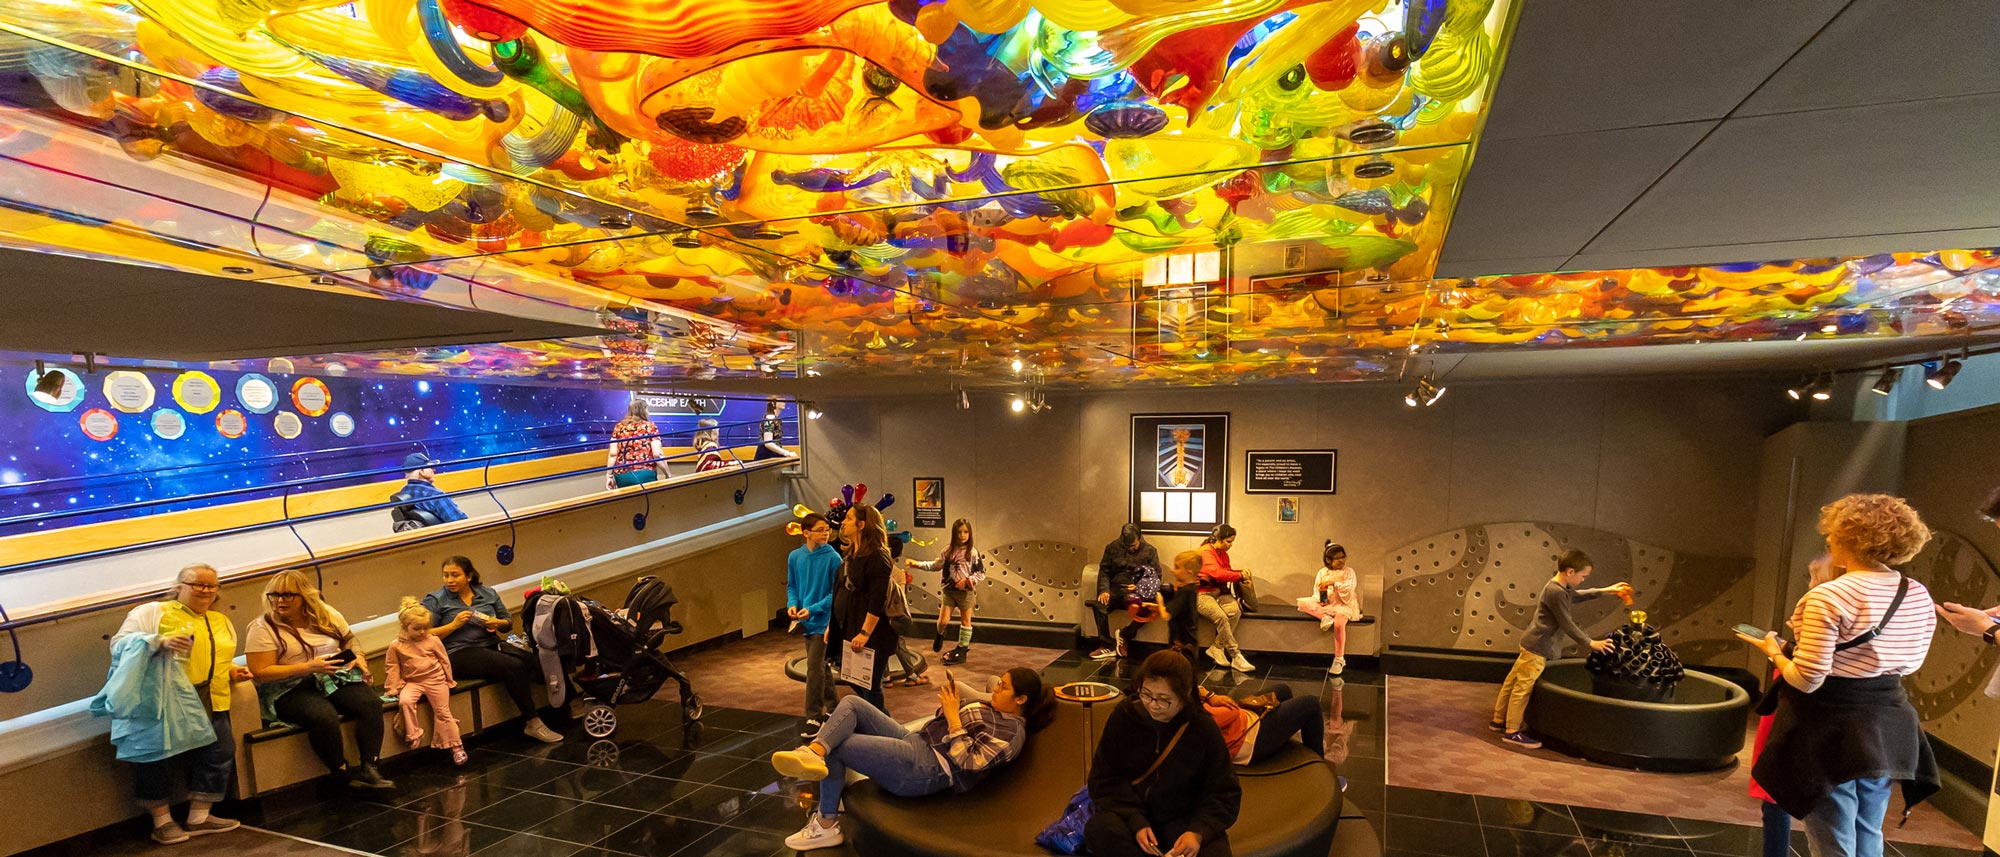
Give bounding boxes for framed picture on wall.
[1129,412,1229,535]
[1277,497,1299,523]
[913,477,945,528]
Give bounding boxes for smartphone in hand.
[327,649,359,665]
[1732,623,1769,639]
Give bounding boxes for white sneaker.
[1330,657,1345,676]
[785,814,843,850]
[524,720,563,743]
[1205,645,1226,664]
[1229,653,1255,672]
[1319,617,1336,631]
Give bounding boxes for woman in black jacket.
[1086,650,1241,857]
[828,504,899,709]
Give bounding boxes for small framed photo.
[1276,496,1299,524]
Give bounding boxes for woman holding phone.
[244,570,395,791]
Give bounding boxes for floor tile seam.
[240,824,387,857]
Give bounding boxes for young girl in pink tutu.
[1296,542,1362,675]
[387,597,466,765]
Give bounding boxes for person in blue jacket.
[787,512,842,737]
[392,452,467,526]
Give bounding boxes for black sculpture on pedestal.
[1584,596,1684,702]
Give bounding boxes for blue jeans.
[811,697,953,817]
[1761,799,1792,857]
[1803,776,1890,857]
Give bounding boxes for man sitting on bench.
[390,452,467,531]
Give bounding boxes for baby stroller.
[530,576,703,738]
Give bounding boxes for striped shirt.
[1783,570,1935,692]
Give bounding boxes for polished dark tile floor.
[39,640,1989,857]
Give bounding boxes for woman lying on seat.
[769,666,1056,851]
[1199,682,1326,765]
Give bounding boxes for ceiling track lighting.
[1403,373,1446,408]
[30,360,62,404]
[805,406,823,421]
[1925,352,1964,390]
[1870,367,1898,396]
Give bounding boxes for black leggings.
[272,681,384,774]
[1249,696,1324,763]
[1084,811,1233,857]
[448,645,541,720]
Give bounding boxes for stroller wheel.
[683,693,704,723]
[584,704,618,738]
[586,739,622,769]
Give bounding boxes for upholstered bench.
[840,703,1343,857]
[238,677,534,795]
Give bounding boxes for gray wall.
[1898,403,2000,764]
[807,378,1790,649]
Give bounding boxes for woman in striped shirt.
[1741,494,1939,857]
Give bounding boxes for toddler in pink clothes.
[1295,541,1363,675]
[388,597,466,765]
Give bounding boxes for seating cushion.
[842,703,1341,857]
[243,678,493,743]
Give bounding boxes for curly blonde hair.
[1818,494,1931,566]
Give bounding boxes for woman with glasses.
[244,570,395,791]
[110,564,253,844]
[1086,650,1240,857]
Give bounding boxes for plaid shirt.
[916,696,1027,791]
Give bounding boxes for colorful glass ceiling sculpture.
[0,0,1995,387]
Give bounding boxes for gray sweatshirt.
[1518,580,1602,659]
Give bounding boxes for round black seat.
[1527,660,1751,772]
[841,703,1343,857]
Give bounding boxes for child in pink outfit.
[387,598,466,765]
[1296,542,1363,675]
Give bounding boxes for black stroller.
[534,576,703,737]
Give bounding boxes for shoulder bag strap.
[1132,722,1190,785]
[1834,576,1911,653]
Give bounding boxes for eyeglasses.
[184,583,220,592]
[1137,692,1179,708]
[265,592,302,601]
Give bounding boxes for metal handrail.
[0,416,777,530]
[0,453,793,634]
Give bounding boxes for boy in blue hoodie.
[788,513,842,736]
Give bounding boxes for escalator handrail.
[0,453,796,633]
[0,416,774,530]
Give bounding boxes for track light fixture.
[1870,368,1897,396]
[1926,355,1962,390]
[805,407,823,421]
[1403,374,1445,407]
[1808,375,1833,401]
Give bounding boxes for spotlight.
[805,408,822,421]
[1404,375,1445,407]
[1010,395,1025,413]
[1786,379,1805,401]
[958,390,971,411]
[30,361,62,404]
[1926,356,1962,390]
[1808,375,1833,401]
[1011,358,1023,373]
[805,368,821,378]
[1871,368,1897,396]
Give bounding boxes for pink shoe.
[451,747,469,766]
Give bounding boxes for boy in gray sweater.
[1490,549,1630,749]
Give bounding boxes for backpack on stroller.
[525,576,703,737]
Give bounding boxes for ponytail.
[1006,667,1057,732]
[1203,523,1236,546]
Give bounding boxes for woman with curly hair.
[1739,494,1939,857]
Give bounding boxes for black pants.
[1084,811,1232,857]
[448,645,541,721]
[272,681,383,774]
[1249,696,1324,763]
[1090,595,1140,648]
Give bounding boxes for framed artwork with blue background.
[1129,412,1228,536]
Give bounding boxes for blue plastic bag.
[1035,785,1092,854]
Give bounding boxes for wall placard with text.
[1244,449,1337,494]
[1129,413,1229,535]
[913,477,945,528]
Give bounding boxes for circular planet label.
[102,371,156,413]
[25,366,84,412]
[79,408,118,441]
[215,409,247,438]
[329,412,356,437]
[172,371,221,414]
[274,411,303,439]
[236,374,279,414]
[151,409,186,440]
[290,377,331,417]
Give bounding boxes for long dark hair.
[1004,667,1057,732]
[1128,649,1197,710]
[1201,523,1237,547]
[946,518,975,561]
[1323,541,1345,567]
[843,505,891,567]
[444,555,482,587]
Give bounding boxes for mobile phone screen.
[328,649,358,665]
[1732,623,1768,639]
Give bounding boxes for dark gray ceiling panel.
[1738,0,2000,116]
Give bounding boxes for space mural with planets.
[0,362,791,532]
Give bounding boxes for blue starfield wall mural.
[0,359,793,533]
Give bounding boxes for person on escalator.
[391,452,467,528]
[605,398,669,489]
